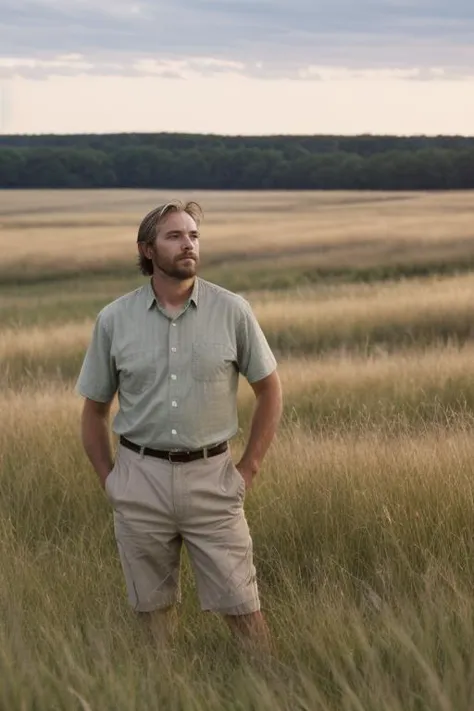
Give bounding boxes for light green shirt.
[76,277,277,450]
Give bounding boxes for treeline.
[1,133,473,190]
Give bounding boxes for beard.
[153,250,199,281]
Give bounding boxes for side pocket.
[106,446,134,508]
[233,462,246,502]
[104,464,117,500]
[105,448,121,502]
[221,456,246,502]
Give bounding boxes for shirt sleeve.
[236,299,277,383]
[75,310,118,402]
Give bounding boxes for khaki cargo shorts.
[105,443,260,616]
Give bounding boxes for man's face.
[145,210,200,281]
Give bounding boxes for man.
[76,200,283,654]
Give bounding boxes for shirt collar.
[145,277,199,311]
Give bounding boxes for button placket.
[169,319,180,438]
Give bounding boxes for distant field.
[2,189,474,288]
[3,190,474,710]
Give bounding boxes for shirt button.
[172,322,177,327]
[172,401,178,407]
[171,429,177,435]
[171,347,177,353]
[171,374,177,381]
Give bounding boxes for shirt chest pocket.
[191,342,235,382]
[118,349,158,395]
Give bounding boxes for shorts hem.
[131,596,180,613]
[203,597,261,616]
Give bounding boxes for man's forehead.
[160,211,198,232]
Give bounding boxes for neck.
[151,272,195,308]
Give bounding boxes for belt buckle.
[168,449,188,463]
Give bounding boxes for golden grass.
[253,268,474,352]
[238,344,474,431]
[0,187,422,218]
[0,321,92,359]
[3,334,472,399]
[2,267,474,329]
[251,271,474,349]
[3,337,474,438]
[0,321,92,385]
[2,270,474,377]
[2,190,474,276]
[264,343,474,398]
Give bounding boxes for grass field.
[2,190,474,710]
[3,189,474,287]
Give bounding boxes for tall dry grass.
[4,323,474,438]
[3,306,474,434]
[3,271,474,352]
[2,389,474,709]
[3,271,474,385]
[252,272,474,353]
[4,190,474,709]
[4,336,474,433]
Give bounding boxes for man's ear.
[138,242,152,260]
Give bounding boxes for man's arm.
[234,298,282,487]
[81,397,115,489]
[76,308,118,489]
[236,370,283,488]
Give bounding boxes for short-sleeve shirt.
[75,277,277,450]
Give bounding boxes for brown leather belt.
[119,435,228,463]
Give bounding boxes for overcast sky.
[1,0,473,135]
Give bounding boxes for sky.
[1,0,473,136]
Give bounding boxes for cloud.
[0,55,189,80]
[1,0,474,80]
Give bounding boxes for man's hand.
[235,460,259,491]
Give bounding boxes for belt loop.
[139,446,145,459]
[203,446,208,460]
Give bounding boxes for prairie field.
[2,189,474,710]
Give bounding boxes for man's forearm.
[81,411,114,487]
[240,383,283,475]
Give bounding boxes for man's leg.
[182,452,271,655]
[138,606,179,647]
[223,610,273,655]
[108,446,183,652]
